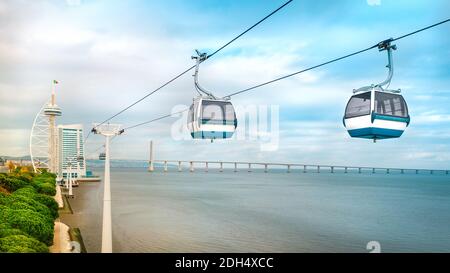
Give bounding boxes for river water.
[60,167,450,253]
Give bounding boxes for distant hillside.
[86,159,165,168]
[0,156,164,169]
[0,155,31,160]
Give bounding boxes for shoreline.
[49,221,71,253]
[51,185,86,253]
[58,180,103,253]
[50,185,71,253]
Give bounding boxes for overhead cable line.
[94,65,195,129]
[84,130,92,143]
[86,135,118,159]
[391,18,449,42]
[226,18,450,97]
[226,45,378,97]
[119,18,450,132]
[205,0,293,60]
[93,0,293,129]
[123,108,189,131]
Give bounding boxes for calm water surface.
[61,167,450,253]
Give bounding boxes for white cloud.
[367,0,381,6]
[66,0,81,6]
[0,129,30,156]
[0,0,449,169]
[413,113,450,124]
[24,26,95,47]
[404,152,435,160]
[0,2,7,15]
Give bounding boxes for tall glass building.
[58,124,86,178]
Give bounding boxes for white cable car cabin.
[343,39,410,141]
[188,96,237,140]
[187,50,237,140]
[99,152,106,160]
[344,88,409,139]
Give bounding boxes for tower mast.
[44,80,62,174]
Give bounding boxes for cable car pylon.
[91,123,124,253]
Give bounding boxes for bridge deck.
[148,160,449,175]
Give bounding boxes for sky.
[0,0,449,169]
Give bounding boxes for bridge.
[146,141,449,175]
[148,160,449,175]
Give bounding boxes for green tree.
[0,235,49,253]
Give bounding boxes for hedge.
[4,199,54,223]
[33,194,59,219]
[15,173,34,183]
[10,186,36,196]
[31,175,57,196]
[0,175,57,198]
[0,225,26,238]
[0,206,54,245]
[0,235,48,253]
[0,171,58,252]
[0,177,28,192]
[8,188,56,221]
[34,182,56,196]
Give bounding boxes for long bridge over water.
[146,141,449,175]
[148,159,449,175]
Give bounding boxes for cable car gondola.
[343,39,410,142]
[187,51,237,141]
[99,152,106,161]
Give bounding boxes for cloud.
[0,129,30,156]
[0,2,6,15]
[367,0,381,6]
[0,0,449,169]
[404,152,435,160]
[413,112,450,124]
[66,0,81,6]
[25,26,95,47]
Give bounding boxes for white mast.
[92,123,124,253]
[44,80,62,173]
[31,81,62,173]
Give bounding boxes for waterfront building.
[58,124,86,178]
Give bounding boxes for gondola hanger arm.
[375,38,396,89]
[353,38,399,94]
[192,50,217,99]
